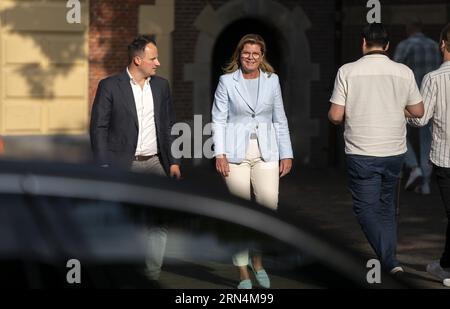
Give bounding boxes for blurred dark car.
[0,160,408,288]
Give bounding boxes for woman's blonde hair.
[223,34,275,75]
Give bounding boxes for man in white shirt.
[328,23,424,274]
[407,23,450,284]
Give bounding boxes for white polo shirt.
[330,54,423,157]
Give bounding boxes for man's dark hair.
[362,23,389,49]
[440,23,450,53]
[128,35,157,63]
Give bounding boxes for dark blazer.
[90,70,180,174]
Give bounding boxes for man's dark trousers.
[347,154,404,271]
[435,165,450,268]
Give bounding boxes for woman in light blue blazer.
[212,34,294,289]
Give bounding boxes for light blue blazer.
[212,69,293,163]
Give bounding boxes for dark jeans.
[434,165,450,268]
[347,154,404,270]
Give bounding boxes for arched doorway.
[211,18,284,102]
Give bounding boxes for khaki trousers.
[224,139,279,266]
[131,156,167,280]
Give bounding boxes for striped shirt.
[408,61,450,167]
[394,32,441,86]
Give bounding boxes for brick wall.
[89,0,155,109]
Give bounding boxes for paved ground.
[278,168,448,289]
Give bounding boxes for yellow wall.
[139,0,174,86]
[0,0,89,135]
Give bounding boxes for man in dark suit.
[90,35,181,281]
[90,35,181,178]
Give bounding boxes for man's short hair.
[440,23,450,53]
[362,23,389,49]
[128,35,157,63]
